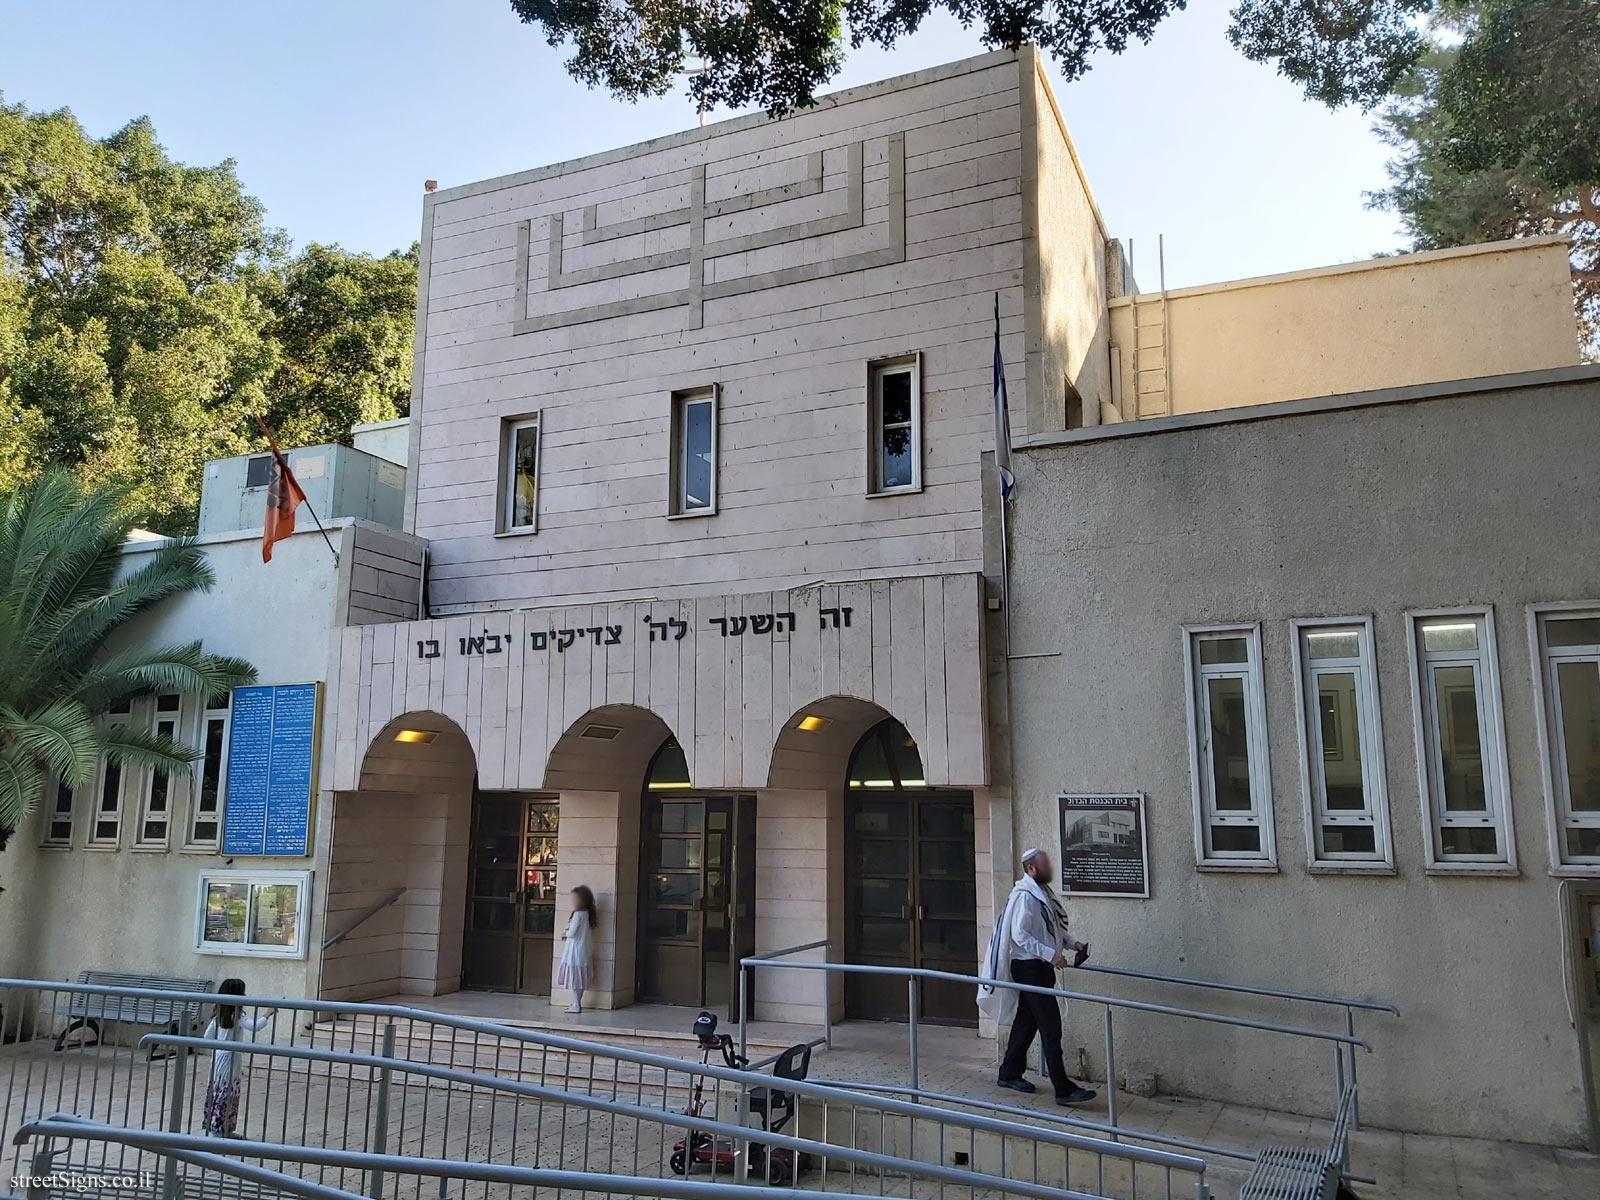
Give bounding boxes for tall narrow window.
[1534,608,1600,870]
[87,700,133,849]
[136,693,182,849]
[42,779,75,847]
[188,693,231,850]
[868,357,921,495]
[500,415,540,533]
[669,387,718,516]
[1293,620,1391,869]
[1409,611,1514,871]
[1186,626,1276,867]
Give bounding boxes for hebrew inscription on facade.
[512,133,906,334]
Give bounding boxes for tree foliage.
[1369,0,1599,352]
[507,0,1482,114]
[0,99,418,534]
[0,467,256,843]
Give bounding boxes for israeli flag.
[992,294,1015,501]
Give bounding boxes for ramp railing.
[0,977,1212,1200]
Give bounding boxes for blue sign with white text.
[222,683,320,856]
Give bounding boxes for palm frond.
[0,740,46,835]
[73,643,257,713]
[0,700,101,788]
[98,722,201,776]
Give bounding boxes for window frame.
[185,693,232,852]
[40,778,76,848]
[195,869,312,959]
[1289,617,1393,872]
[866,355,923,497]
[667,385,719,518]
[133,693,185,851]
[1183,623,1278,871]
[1528,602,1600,875]
[86,705,133,850]
[1406,607,1516,875]
[497,414,541,535]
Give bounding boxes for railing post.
[907,978,920,1091]
[1346,1006,1361,1131]
[161,1043,187,1200]
[739,968,749,1065]
[27,1140,56,1200]
[1103,1006,1118,1139]
[821,944,833,1049]
[367,1021,396,1200]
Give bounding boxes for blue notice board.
[222,683,321,856]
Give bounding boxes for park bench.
[53,971,213,1059]
[1238,1083,1356,1200]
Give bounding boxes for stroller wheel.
[669,1150,688,1175]
[768,1158,794,1187]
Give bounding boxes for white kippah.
[1020,847,1042,863]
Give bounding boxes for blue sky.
[5,0,1406,289]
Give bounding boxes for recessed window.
[87,706,133,849]
[1408,611,1514,871]
[196,870,311,958]
[868,357,921,496]
[245,455,273,489]
[1533,608,1600,870]
[187,693,231,850]
[1186,626,1276,867]
[499,415,540,533]
[669,387,718,517]
[135,694,183,849]
[41,779,74,847]
[1293,620,1391,869]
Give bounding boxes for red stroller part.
[669,1011,812,1186]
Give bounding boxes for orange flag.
[254,416,306,563]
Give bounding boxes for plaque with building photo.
[1058,794,1150,899]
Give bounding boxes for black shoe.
[996,1076,1037,1094]
[1055,1084,1097,1105]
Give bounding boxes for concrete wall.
[1107,239,1581,418]
[552,789,642,1010]
[352,418,411,467]
[410,51,1038,611]
[1003,366,1600,1146]
[1020,47,1110,432]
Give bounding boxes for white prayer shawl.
[977,876,1069,1025]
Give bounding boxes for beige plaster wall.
[751,789,844,1024]
[1021,47,1109,432]
[552,789,641,1010]
[1107,239,1580,418]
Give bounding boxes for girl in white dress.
[557,885,595,1013]
[201,978,276,1137]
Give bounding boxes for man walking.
[978,848,1096,1105]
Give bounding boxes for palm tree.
[0,468,256,848]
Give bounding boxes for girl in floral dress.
[201,978,276,1137]
[557,886,595,1013]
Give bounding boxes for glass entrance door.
[462,795,559,994]
[637,789,757,1013]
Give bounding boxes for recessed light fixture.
[797,714,832,732]
[581,724,622,740]
[394,729,437,744]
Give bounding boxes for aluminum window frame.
[132,693,186,851]
[1406,607,1516,874]
[1183,623,1277,870]
[866,354,923,497]
[1529,602,1600,875]
[39,778,76,848]
[195,869,312,959]
[498,414,541,535]
[667,385,719,518]
[85,707,133,850]
[1290,617,1393,872]
[185,693,231,852]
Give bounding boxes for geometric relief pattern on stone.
[513,132,906,334]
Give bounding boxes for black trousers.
[998,958,1073,1097]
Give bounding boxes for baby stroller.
[669,1011,812,1186]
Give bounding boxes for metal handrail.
[133,1032,1209,1176]
[12,1116,1139,1200]
[1077,963,1400,1016]
[322,887,407,950]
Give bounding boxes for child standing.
[201,978,276,1137]
[557,885,595,1014]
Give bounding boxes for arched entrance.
[845,718,977,1026]
[636,737,757,1014]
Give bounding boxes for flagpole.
[253,414,340,566]
[297,491,342,566]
